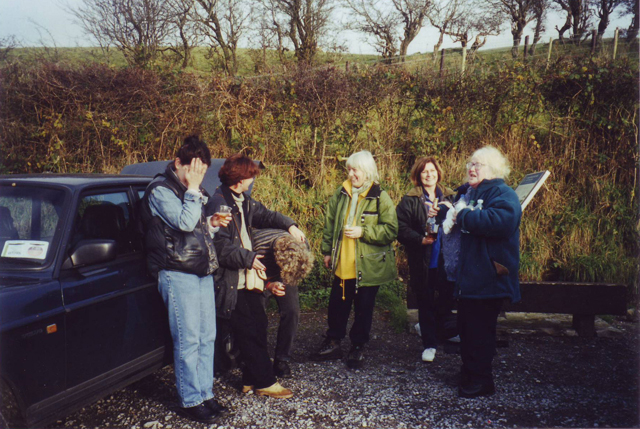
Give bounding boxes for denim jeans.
[158,270,216,407]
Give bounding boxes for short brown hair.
[409,157,443,187]
[218,154,260,186]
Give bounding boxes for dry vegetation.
[0,54,637,300]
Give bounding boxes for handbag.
[245,267,267,292]
[231,209,267,292]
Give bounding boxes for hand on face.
[184,157,208,191]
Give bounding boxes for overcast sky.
[0,0,632,55]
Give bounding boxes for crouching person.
[252,228,315,377]
[141,136,230,423]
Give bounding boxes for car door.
[60,187,168,391]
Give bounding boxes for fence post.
[345,61,349,72]
[613,28,619,60]
[461,46,467,73]
[524,36,529,60]
[440,48,446,77]
[546,37,553,69]
[591,29,597,55]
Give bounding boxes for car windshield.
[0,184,66,268]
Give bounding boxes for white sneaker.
[448,335,461,343]
[421,348,436,362]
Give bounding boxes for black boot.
[309,337,343,361]
[346,345,365,369]
[273,359,292,378]
[177,404,221,424]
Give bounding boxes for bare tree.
[71,0,173,67]
[343,0,401,59]
[343,0,431,61]
[622,0,639,40]
[193,0,251,76]
[529,0,549,54]
[591,0,624,39]
[166,0,200,68]
[485,0,539,57]
[428,0,464,58]
[552,0,592,44]
[272,0,335,64]
[445,0,502,57]
[393,0,433,59]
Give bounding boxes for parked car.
[0,174,170,428]
[0,161,260,428]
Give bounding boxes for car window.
[0,185,66,267]
[70,191,134,256]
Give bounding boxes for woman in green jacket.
[310,150,398,369]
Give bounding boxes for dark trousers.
[326,277,379,347]
[230,289,276,389]
[264,284,300,361]
[457,298,503,385]
[417,268,438,349]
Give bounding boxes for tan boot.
[255,382,293,399]
[241,385,254,394]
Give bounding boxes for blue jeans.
[158,270,216,407]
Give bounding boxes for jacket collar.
[474,178,505,192]
[340,180,381,199]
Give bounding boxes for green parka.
[321,182,398,287]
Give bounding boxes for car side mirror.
[62,239,117,269]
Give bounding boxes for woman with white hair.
[310,150,398,369]
[442,145,522,398]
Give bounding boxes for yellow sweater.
[335,180,373,280]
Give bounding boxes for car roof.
[0,174,151,191]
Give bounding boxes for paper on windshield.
[1,241,49,260]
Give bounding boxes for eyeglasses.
[466,162,486,170]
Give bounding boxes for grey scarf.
[345,181,372,227]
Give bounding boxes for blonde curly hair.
[273,235,315,287]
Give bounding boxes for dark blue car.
[0,174,170,428]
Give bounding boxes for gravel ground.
[49,310,639,429]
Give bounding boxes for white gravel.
[50,311,639,429]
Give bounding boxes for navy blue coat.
[455,178,522,302]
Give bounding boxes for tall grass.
[0,54,637,299]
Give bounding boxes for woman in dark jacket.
[211,154,306,399]
[396,157,454,363]
[443,146,521,398]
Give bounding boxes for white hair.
[470,146,511,179]
[346,150,380,184]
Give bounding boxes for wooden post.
[546,37,553,69]
[345,61,349,72]
[613,28,619,60]
[591,29,597,55]
[439,48,445,77]
[524,35,529,60]
[461,46,467,73]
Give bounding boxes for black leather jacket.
[141,163,219,278]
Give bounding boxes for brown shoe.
[241,385,254,394]
[255,382,293,399]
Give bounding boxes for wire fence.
[240,30,638,81]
